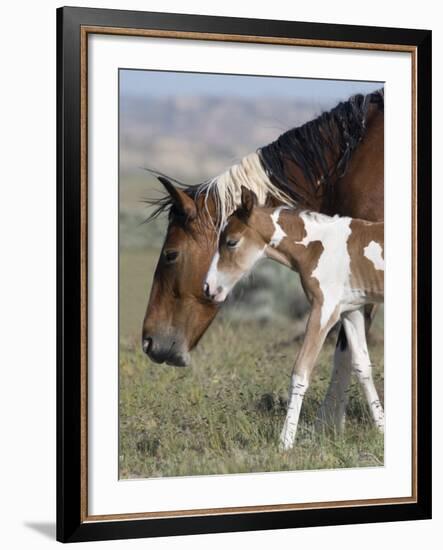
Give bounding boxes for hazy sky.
[120,69,383,104]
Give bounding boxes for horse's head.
[142,176,219,367]
[204,188,267,303]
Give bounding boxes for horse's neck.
[324,106,384,219]
[270,143,344,213]
[260,208,310,268]
[263,99,383,215]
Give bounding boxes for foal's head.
[204,188,269,303]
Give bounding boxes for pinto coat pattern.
[205,189,384,450]
[142,90,384,368]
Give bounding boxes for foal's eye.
[163,250,179,264]
[226,238,239,249]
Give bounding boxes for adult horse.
[142,89,384,431]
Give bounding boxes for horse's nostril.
[203,282,210,297]
[142,337,152,355]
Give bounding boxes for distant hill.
[120,95,330,186]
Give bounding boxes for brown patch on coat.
[348,219,384,298]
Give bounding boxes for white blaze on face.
[205,251,233,303]
[269,207,288,248]
[205,243,265,303]
[363,240,385,271]
[205,251,220,292]
[296,212,352,328]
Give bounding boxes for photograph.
[119,69,385,479]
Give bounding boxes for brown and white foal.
[204,189,384,450]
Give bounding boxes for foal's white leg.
[342,308,384,432]
[317,305,378,433]
[280,306,339,450]
[280,372,309,451]
[316,328,352,434]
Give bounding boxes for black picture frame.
[57,6,432,543]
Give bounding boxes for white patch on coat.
[296,211,352,328]
[363,240,384,271]
[269,207,288,248]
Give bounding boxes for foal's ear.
[240,187,258,218]
[158,176,197,220]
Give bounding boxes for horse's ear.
[158,176,197,220]
[240,187,258,218]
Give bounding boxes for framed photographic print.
[57,6,432,543]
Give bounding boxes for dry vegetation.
[119,247,384,479]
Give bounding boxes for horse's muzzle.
[142,335,190,367]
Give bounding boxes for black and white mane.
[259,89,384,203]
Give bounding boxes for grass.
[119,248,158,339]
[119,306,384,479]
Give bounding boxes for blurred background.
[119,70,382,338]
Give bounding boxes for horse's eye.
[226,238,239,249]
[164,250,179,264]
